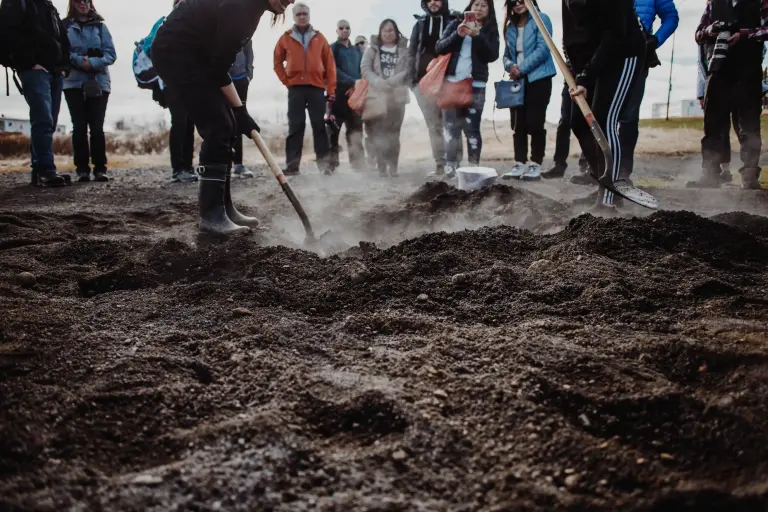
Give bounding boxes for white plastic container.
[456,167,498,192]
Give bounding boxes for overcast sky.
[0,0,719,130]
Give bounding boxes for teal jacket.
[502,12,556,84]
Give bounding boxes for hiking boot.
[37,172,68,188]
[502,162,527,180]
[389,167,399,177]
[172,169,199,183]
[720,170,733,183]
[444,165,457,179]
[686,173,722,189]
[740,167,762,190]
[522,162,542,181]
[233,164,255,178]
[224,169,260,228]
[541,163,566,179]
[197,164,250,236]
[93,170,109,182]
[30,169,38,186]
[282,167,300,176]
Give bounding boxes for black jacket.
[152,0,273,88]
[0,0,70,73]
[435,19,500,84]
[562,0,646,87]
[408,0,460,85]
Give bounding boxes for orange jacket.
[273,27,337,92]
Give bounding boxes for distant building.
[0,116,67,136]
[651,100,704,119]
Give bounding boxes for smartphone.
[464,11,477,29]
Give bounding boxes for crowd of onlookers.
[0,0,766,199]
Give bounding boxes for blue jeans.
[444,87,485,167]
[18,69,64,177]
[617,68,648,178]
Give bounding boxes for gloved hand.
[232,105,260,136]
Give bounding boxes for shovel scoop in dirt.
[249,130,338,249]
[523,0,658,211]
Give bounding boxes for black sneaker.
[570,172,596,186]
[686,174,722,189]
[282,167,300,176]
[38,173,68,188]
[541,163,566,179]
[93,171,109,182]
[172,170,199,183]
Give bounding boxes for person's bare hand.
[570,85,587,98]
[81,57,93,71]
[698,97,705,109]
[32,64,49,73]
[457,22,470,37]
[509,64,521,79]
[727,32,742,46]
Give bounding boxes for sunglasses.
[338,26,350,30]
[74,0,90,4]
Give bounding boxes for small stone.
[599,441,609,449]
[564,474,580,490]
[417,293,429,303]
[636,458,646,465]
[391,449,408,461]
[660,453,675,461]
[433,389,448,400]
[528,259,554,273]
[578,414,591,427]
[132,474,163,486]
[232,307,253,317]
[527,433,539,440]
[16,272,36,288]
[238,438,245,446]
[698,363,708,374]
[564,468,575,475]
[598,479,608,486]
[451,273,468,285]
[350,268,370,285]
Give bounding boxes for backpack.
[132,16,164,90]
[0,0,28,95]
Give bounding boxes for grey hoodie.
[229,40,254,81]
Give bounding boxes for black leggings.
[64,89,109,173]
[161,80,235,167]
[571,56,639,205]
[510,77,552,165]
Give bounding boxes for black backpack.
[0,0,29,95]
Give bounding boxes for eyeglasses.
[355,42,365,47]
[295,12,309,16]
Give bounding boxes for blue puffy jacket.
[635,0,679,48]
[502,11,556,84]
[64,16,116,93]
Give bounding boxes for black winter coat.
[0,0,70,73]
[152,0,273,88]
[435,19,500,85]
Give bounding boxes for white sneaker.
[522,162,542,181]
[233,164,254,178]
[502,162,527,180]
[444,165,457,179]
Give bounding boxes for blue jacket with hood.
[635,0,679,48]
[64,15,116,92]
[503,11,556,84]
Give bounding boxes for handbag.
[83,76,103,98]
[362,88,387,121]
[418,54,451,102]
[436,78,473,109]
[347,78,369,115]
[494,78,525,109]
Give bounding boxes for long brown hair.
[67,0,102,20]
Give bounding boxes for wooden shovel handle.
[250,130,288,185]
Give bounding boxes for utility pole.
[666,32,676,120]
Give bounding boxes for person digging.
[151,0,295,236]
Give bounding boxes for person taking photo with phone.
[436,0,500,178]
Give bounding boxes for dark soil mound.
[1,202,768,510]
[711,211,768,238]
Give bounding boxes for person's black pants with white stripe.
[570,56,639,206]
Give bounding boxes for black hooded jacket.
[562,0,646,87]
[408,0,460,85]
[435,17,500,84]
[0,0,70,73]
[152,0,273,88]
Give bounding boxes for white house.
[0,116,67,136]
[651,100,704,119]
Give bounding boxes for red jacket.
[273,26,337,92]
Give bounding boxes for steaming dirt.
[1,161,768,510]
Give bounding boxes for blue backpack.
[132,16,164,90]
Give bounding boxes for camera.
[86,48,104,58]
[709,22,736,74]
